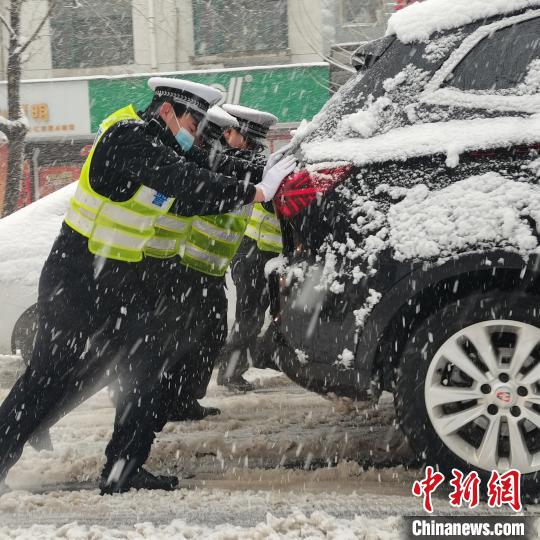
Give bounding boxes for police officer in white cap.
[200,105,239,155]
[0,78,295,496]
[161,105,269,422]
[216,104,285,392]
[140,104,265,423]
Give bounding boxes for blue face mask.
[175,127,195,152]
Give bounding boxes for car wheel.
[10,304,38,365]
[394,292,540,499]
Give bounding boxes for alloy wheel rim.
[425,320,540,474]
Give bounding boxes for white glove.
[263,150,284,177]
[256,155,297,202]
[263,143,295,177]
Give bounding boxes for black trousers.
[98,260,228,483]
[143,260,228,402]
[218,237,275,379]
[0,232,139,483]
[0,240,228,487]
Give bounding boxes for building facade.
[0,0,393,80]
[0,0,398,209]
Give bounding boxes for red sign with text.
[412,468,522,513]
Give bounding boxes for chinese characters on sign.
[24,103,49,122]
[0,103,76,134]
[412,467,522,513]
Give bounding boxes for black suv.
[269,4,540,493]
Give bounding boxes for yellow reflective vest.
[244,203,283,253]
[64,105,175,263]
[180,205,252,277]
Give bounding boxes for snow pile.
[0,183,74,286]
[1,373,404,492]
[0,370,418,532]
[302,115,540,168]
[386,0,540,43]
[388,173,540,261]
[0,512,402,539]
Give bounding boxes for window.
[341,0,378,26]
[50,0,134,69]
[192,0,288,56]
[442,17,540,93]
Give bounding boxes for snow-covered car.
[270,0,540,494]
[0,183,76,360]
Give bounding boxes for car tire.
[10,304,38,365]
[394,291,540,501]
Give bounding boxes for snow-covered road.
[0,358,538,538]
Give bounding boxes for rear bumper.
[270,323,374,400]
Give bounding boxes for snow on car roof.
[301,115,540,168]
[386,0,540,43]
[0,183,75,286]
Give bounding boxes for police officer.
[143,104,266,423]
[165,105,255,420]
[140,104,292,422]
[217,104,284,392]
[0,78,294,495]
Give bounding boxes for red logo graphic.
[413,468,522,512]
[495,390,512,404]
[412,466,445,513]
[487,470,522,512]
[449,469,481,509]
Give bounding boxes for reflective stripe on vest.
[142,211,192,259]
[98,202,155,232]
[64,104,175,263]
[244,203,282,253]
[64,206,94,236]
[145,236,179,252]
[181,206,251,277]
[74,188,102,213]
[155,214,191,233]
[182,242,230,276]
[194,218,239,244]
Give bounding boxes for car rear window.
[442,16,540,92]
[299,38,429,145]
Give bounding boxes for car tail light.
[274,165,353,218]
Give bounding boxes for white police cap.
[222,104,277,139]
[207,106,239,129]
[148,77,222,115]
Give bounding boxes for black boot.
[219,374,255,393]
[100,467,179,495]
[168,398,221,422]
[217,346,254,391]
